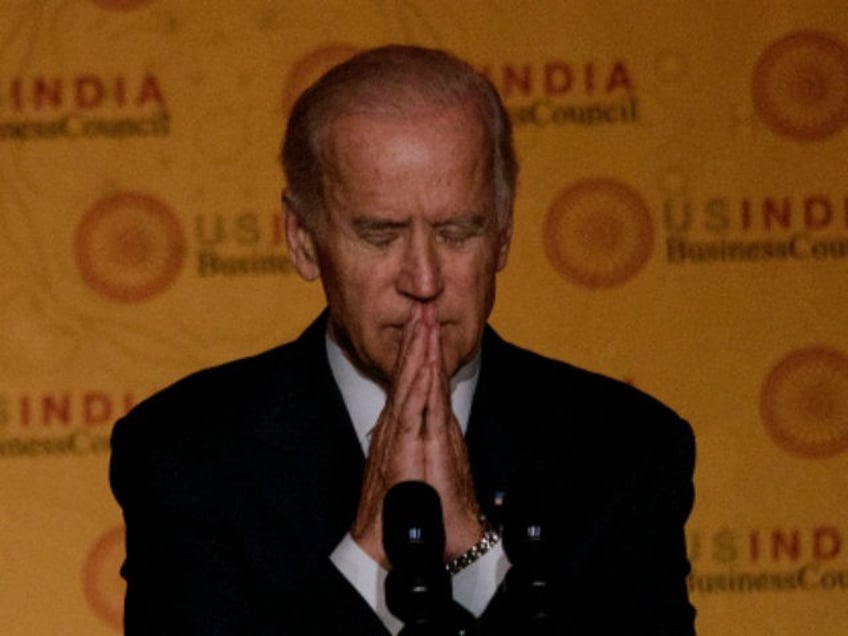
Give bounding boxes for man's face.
[288,103,512,385]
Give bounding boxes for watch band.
[445,516,501,575]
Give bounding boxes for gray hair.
[281,44,517,230]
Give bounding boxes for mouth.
[383,318,454,332]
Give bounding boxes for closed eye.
[360,230,400,247]
[435,215,488,248]
[438,228,475,247]
[353,218,405,248]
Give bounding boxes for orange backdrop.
[1,1,846,633]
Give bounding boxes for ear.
[283,191,321,281]
[495,214,513,271]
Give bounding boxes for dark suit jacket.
[110,313,696,635]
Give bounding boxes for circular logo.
[75,192,186,303]
[543,178,654,289]
[760,346,848,458]
[282,44,361,114]
[91,0,155,10]
[82,525,126,630]
[753,30,848,141]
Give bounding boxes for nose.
[397,231,443,302]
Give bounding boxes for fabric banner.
[1,1,845,633]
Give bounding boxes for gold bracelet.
[445,517,501,575]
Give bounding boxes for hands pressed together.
[350,304,482,568]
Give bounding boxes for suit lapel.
[464,327,518,528]
[248,314,366,552]
[466,326,582,528]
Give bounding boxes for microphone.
[503,491,554,630]
[383,481,452,633]
[383,481,446,569]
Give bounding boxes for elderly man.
[111,45,696,635]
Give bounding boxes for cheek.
[322,246,376,299]
[336,265,396,329]
[447,258,495,322]
[460,251,497,299]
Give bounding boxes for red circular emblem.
[543,178,654,289]
[82,525,126,630]
[753,30,848,141]
[760,346,848,458]
[75,192,186,303]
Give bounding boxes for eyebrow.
[352,217,408,232]
[432,214,489,230]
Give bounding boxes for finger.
[423,319,455,437]
[388,305,428,405]
[391,363,431,480]
[426,306,440,367]
[369,315,432,482]
[421,318,471,488]
[372,307,427,451]
[395,303,426,374]
[399,359,432,431]
[428,312,453,411]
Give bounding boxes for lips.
[383,318,455,332]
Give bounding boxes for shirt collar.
[325,331,481,453]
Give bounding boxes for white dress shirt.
[325,333,509,634]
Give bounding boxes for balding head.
[281,44,517,231]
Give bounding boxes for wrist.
[445,509,484,559]
[445,515,501,575]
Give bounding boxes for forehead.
[320,103,492,192]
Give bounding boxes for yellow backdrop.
[1,1,846,633]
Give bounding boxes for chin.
[443,329,477,367]
[369,345,403,384]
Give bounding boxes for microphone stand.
[383,482,453,634]
[503,493,554,634]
